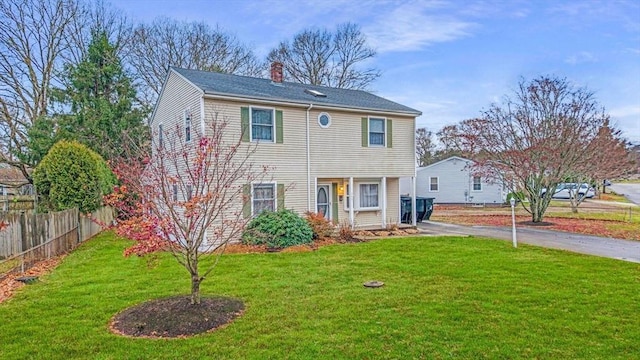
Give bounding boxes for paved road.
[608,183,640,205]
[418,221,640,263]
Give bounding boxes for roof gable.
[170,67,421,116]
[417,156,473,172]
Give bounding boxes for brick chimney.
[270,62,283,83]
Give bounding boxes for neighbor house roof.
[0,164,29,187]
[171,67,422,116]
[417,156,472,171]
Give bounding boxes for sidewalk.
[418,221,640,263]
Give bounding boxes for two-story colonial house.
[150,63,421,237]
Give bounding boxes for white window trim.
[184,109,192,143]
[249,106,276,143]
[318,112,331,128]
[368,116,387,147]
[429,176,439,192]
[344,181,381,211]
[472,176,483,192]
[251,182,277,216]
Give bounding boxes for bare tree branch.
[267,22,380,90]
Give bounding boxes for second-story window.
[184,110,191,142]
[369,117,385,146]
[251,107,274,142]
[158,124,163,148]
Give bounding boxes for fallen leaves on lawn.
[431,214,639,240]
[0,256,65,304]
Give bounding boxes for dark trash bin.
[400,196,434,224]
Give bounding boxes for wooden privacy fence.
[0,207,113,277]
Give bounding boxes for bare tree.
[0,0,82,181]
[267,23,380,90]
[128,18,262,108]
[64,0,134,69]
[107,115,269,305]
[447,76,612,222]
[416,127,435,166]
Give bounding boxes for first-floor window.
[359,184,379,208]
[186,184,193,201]
[473,176,482,191]
[253,183,275,215]
[344,182,380,210]
[172,184,178,202]
[429,177,439,191]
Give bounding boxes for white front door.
[316,185,331,220]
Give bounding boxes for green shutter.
[276,110,283,144]
[277,183,285,209]
[332,183,339,224]
[386,119,393,148]
[241,107,250,142]
[243,184,251,218]
[361,117,368,147]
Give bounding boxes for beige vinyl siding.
[386,178,400,224]
[308,110,415,178]
[201,99,308,217]
[151,71,203,140]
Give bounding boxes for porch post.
[349,177,354,229]
[381,177,387,228]
[412,176,417,226]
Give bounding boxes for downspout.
[306,104,313,211]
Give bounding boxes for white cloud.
[565,51,598,65]
[363,2,476,53]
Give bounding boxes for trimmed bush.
[33,140,115,213]
[242,209,313,248]
[304,211,335,239]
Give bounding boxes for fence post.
[19,211,27,253]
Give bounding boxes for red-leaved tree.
[445,76,621,222]
[106,114,269,304]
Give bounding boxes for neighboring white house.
[149,63,422,238]
[400,156,506,204]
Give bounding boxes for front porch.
[311,176,417,229]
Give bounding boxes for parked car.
[541,183,595,199]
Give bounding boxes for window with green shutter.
[242,107,283,143]
[362,116,392,148]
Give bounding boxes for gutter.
[201,93,422,117]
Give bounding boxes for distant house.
[400,156,506,204]
[149,63,422,237]
[0,164,31,197]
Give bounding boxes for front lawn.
[0,232,638,359]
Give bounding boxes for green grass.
[1,232,639,359]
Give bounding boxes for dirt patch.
[518,221,554,226]
[110,295,244,338]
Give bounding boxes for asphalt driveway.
[609,183,640,205]
[418,221,640,263]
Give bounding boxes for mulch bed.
[110,295,244,338]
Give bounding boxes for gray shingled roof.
[172,67,421,116]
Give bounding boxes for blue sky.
[111,0,640,143]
